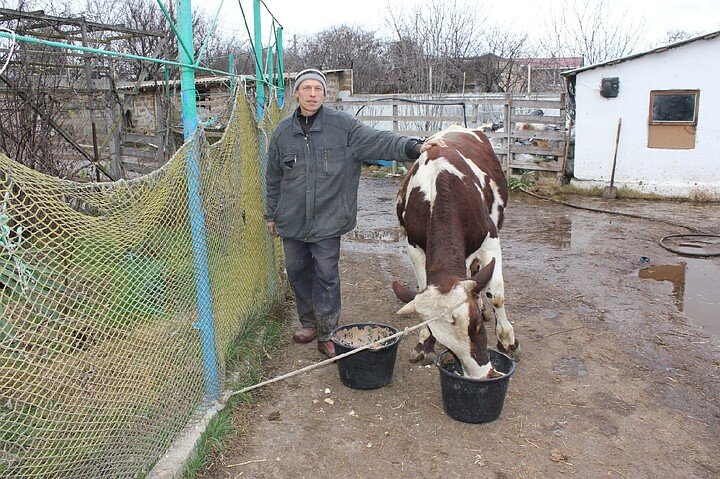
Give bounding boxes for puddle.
[511,197,610,251]
[341,227,404,256]
[521,211,619,251]
[345,227,401,243]
[638,259,720,337]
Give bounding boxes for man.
[264,68,436,359]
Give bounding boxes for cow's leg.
[405,243,436,363]
[469,257,496,323]
[406,243,427,290]
[409,327,436,365]
[480,295,496,323]
[474,240,521,360]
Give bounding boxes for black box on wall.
[600,77,620,98]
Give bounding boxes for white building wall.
[571,36,720,198]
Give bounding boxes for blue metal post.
[178,0,219,401]
[276,27,284,108]
[229,53,236,93]
[266,44,274,103]
[253,0,265,120]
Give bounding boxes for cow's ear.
[459,280,477,293]
[471,258,496,293]
[396,300,417,315]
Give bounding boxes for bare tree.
[0,0,248,179]
[652,30,698,48]
[383,0,486,94]
[0,9,78,176]
[289,25,384,94]
[539,0,646,65]
[465,26,530,93]
[379,36,424,94]
[81,0,243,82]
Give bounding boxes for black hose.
[659,233,720,257]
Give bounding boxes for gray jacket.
[264,106,414,241]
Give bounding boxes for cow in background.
[393,125,520,379]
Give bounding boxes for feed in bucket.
[436,349,515,423]
[330,323,400,390]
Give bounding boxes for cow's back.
[396,126,508,245]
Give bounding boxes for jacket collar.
[292,105,325,135]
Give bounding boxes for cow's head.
[393,259,501,378]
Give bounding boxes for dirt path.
[204,175,720,479]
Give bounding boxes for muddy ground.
[203,174,720,479]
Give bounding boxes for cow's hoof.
[409,351,425,364]
[409,351,436,366]
[497,340,521,362]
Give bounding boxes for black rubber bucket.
[330,323,400,390]
[436,348,515,423]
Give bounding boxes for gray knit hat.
[294,68,327,94]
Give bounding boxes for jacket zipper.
[304,135,310,241]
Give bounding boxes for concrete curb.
[146,399,226,479]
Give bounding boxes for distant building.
[516,57,583,93]
[462,55,582,93]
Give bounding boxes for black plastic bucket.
[436,349,515,423]
[330,323,400,390]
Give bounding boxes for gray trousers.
[282,237,341,341]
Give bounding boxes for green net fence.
[0,90,284,478]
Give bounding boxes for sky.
[203,0,720,53]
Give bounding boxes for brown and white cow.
[393,125,520,379]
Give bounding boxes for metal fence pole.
[178,0,219,402]
[254,0,265,120]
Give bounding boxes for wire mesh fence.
[0,90,284,478]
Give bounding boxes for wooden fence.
[120,131,166,176]
[326,95,569,176]
[66,92,568,180]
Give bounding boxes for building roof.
[562,30,720,77]
[117,69,352,92]
[516,57,583,69]
[117,75,248,92]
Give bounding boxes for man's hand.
[267,221,278,237]
[420,137,447,152]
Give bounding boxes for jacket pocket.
[276,153,306,234]
[319,147,347,177]
[282,154,301,179]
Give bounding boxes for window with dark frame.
[649,90,699,125]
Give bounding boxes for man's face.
[295,79,325,115]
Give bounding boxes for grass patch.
[559,184,672,200]
[182,304,288,478]
[182,407,235,477]
[362,164,406,178]
[507,172,536,191]
[558,184,604,197]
